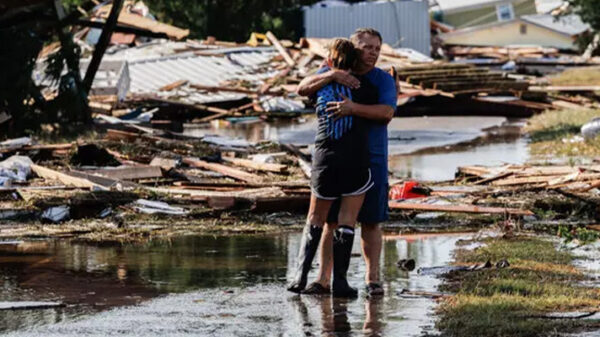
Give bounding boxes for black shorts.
[311,166,373,200]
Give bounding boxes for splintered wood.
[457,164,600,191]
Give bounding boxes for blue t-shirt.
[315,66,396,160]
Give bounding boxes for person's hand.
[325,93,355,120]
[329,70,360,89]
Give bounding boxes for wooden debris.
[388,201,534,216]
[97,5,190,40]
[529,86,600,92]
[159,80,188,91]
[31,164,108,190]
[182,158,263,183]
[266,31,295,66]
[259,66,292,94]
[150,157,179,170]
[88,166,163,180]
[221,156,287,173]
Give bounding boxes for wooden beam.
[96,4,189,40]
[88,166,163,180]
[435,81,528,92]
[388,202,534,216]
[182,157,262,183]
[266,31,295,66]
[83,0,124,92]
[31,164,108,190]
[259,66,292,94]
[173,180,308,189]
[221,157,288,173]
[529,86,600,92]
[159,80,188,91]
[73,19,169,39]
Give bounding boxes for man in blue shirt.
[295,28,397,297]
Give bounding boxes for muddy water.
[1,232,466,336]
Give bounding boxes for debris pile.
[388,163,600,225]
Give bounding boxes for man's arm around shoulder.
[340,69,396,124]
[296,69,360,97]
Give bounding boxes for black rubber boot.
[287,225,323,293]
[332,225,358,298]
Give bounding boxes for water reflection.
[389,138,529,181]
[184,116,528,182]
[1,232,467,336]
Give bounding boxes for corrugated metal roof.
[521,14,589,36]
[126,47,279,104]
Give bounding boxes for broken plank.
[529,86,600,92]
[473,171,513,185]
[159,79,188,91]
[149,186,282,199]
[150,157,179,170]
[259,66,292,94]
[190,84,258,95]
[173,180,308,189]
[88,166,163,180]
[266,31,295,66]
[22,143,74,151]
[31,164,108,190]
[97,5,189,40]
[436,81,529,92]
[492,175,556,186]
[182,157,262,183]
[253,195,309,212]
[388,201,534,216]
[281,143,311,162]
[298,158,311,179]
[221,157,287,173]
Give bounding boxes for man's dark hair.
[350,28,382,44]
[328,38,358,70]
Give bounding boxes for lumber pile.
[457,164,600,192]
[447,46,560,61]
[0,131,316,223]
[396,63,528,94]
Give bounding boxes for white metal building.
[303,0,431,55]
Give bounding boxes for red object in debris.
[389,181,427,200]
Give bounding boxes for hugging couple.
[288,28,397,298]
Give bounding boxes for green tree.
[144,0,320,41]
[565,0,600,55]
[566,0,600,32]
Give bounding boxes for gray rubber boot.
[332,225,358,298]
[287,225,323,293]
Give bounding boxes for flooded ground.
[0,232,468,336]
[185,116,529,182]
[0,116,528,334]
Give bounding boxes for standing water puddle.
[0,232,468,336]
[184,116,529,182]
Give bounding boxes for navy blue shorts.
[326,157,388,224]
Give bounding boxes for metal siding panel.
[303,1,430,55]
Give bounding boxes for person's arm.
[296,69,360,97]
[326,96,393,124]
[327,70,397,124]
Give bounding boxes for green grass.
[549,66,600,86]
[525,108,600,157]
[437,236,600,337]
